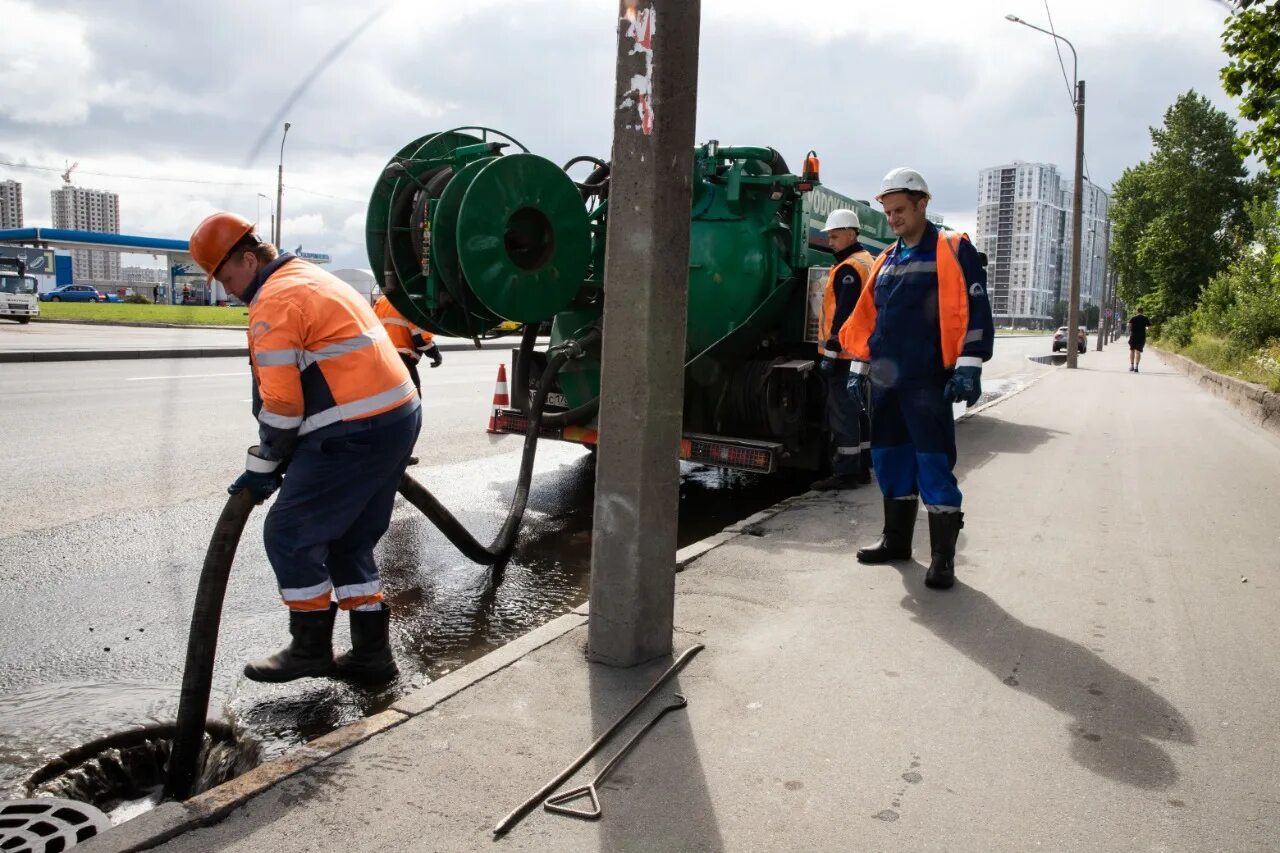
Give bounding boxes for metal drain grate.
[0,798,110,853]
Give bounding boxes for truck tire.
[17,316,30,324]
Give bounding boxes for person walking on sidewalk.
[1127,311,1150,373]
[841,168,994,590]
[812,208,875,491]
[189,212,421,685]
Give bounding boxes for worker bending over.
[840,169,993,589]
[189,212,421,684]
[813,208,874,490]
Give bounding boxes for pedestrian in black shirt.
[1127,313,1151,372]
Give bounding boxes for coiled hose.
[164,327,599,800]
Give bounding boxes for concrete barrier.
[1154,346,1280,439]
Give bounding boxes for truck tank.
[366,127,892,473]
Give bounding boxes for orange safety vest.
[249,261,415,438]
[817,250,874,359]
[374,296,435,363]
[838,231,971,370]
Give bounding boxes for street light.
[1007,13,1086,369]
[257,192,275,249]
[275,122,291,249]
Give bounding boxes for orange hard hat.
[189,212,256,282]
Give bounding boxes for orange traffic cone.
[486,363,510,433]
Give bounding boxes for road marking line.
[126,372,247,381]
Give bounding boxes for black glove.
[426,345,443,369]
[817,339,841,375]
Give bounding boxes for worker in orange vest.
[374,294,442,397]
[189,212,421,685]
[812,208,874,491]
[839,169,993,590]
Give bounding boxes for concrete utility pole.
[1066,79,1085,368]
[1004,15,1084,367]
[1096,219,1111,352]
[275,122,291,249]
[588,0,701,667]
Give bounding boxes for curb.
[1152,346,1280,440]
[0,348,251,363]
[0,341,495,364]
[79,612,589,852]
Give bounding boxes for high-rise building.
[50,185,121,281]
[974,161,1109,328]
[0,179,23,228]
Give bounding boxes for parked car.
[39,284,102,303]
[1052,326,1087,354]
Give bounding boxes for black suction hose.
[398,326,602,564]
[163,488,258,801]
[510,323,601,428]
[162,330,598,800]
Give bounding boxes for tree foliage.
[1222,0,1280,175]
[1109,91,1249,318]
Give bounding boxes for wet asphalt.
[0,333,1054,795]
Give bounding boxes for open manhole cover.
[0,798,110,852]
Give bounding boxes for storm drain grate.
[0,799,110,853]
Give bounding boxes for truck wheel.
[17,316,30,324]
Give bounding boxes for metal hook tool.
[543,694,688,821]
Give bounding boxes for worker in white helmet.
[838,168,994,590]
[812,208,874,490]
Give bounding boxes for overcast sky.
[0,0,1245,270]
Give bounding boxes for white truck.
[0,256,40,324]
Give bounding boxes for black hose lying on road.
[398,327,601,565]
[163,488,258,802]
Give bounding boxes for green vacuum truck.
[366,126,893,474]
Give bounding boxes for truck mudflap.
[489,408,781,474]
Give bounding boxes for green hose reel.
[367,128,591,338]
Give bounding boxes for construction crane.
[61,161,78,185]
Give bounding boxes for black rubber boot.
[335,604,399,685]
[924,511,964,590]
[856,497,918,563]
[243,603,337,683]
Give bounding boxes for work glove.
[228,445,283,504]
[427,346,443,369]
[845,370,867,408]
[943,365,983,407]
[817,339,841,375]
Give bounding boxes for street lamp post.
[1006,14,1085,369]
[257,193,275,249]
[275,122,291,249]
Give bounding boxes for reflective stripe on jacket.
[248,259,416,458]
[817,248,873,359]
[374,296,436,363]
[839,228,991,376]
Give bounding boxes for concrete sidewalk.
[91,345,1280,851]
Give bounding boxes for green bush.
[124,293,151,304]
[1158,313,1195,347]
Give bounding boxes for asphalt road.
[0,333,1059,796]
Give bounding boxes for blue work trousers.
[264,406,422,611]
[825,360,869,480]
[869,381,962,512]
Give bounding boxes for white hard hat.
[875,167,931,201]
[821,208,861,232]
